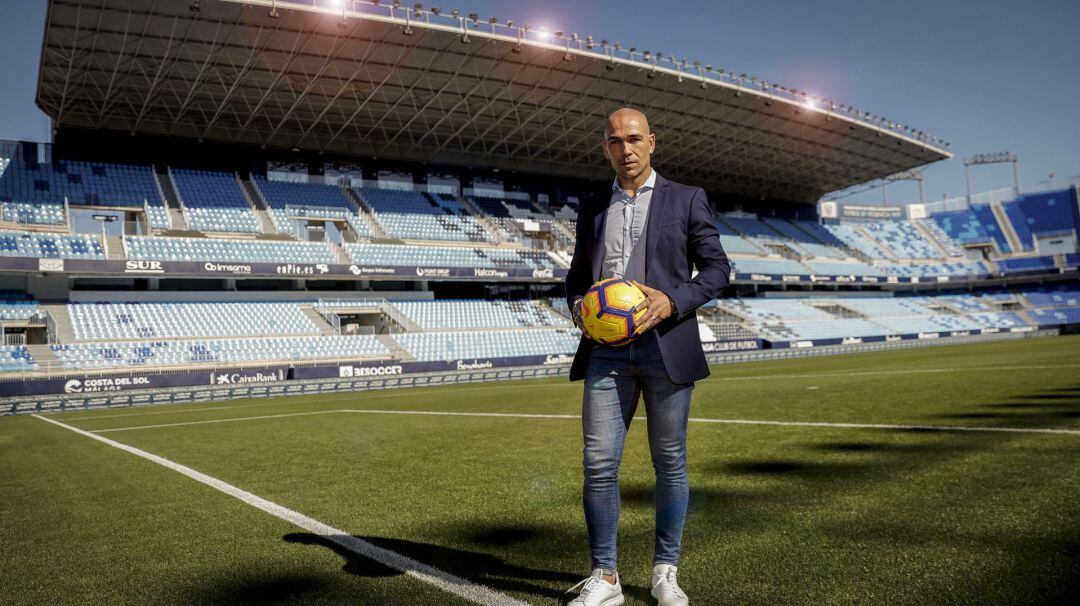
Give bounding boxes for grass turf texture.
[2,335,1079,605]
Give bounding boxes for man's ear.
[601,140,610,160]
[649,133,656,154]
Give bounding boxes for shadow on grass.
[809,441,921,453]
[678,381,1080,601]
[716,458,878,482]
[283,531,610,603]
[619,481,742,509]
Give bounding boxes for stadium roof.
[37,0,952,203]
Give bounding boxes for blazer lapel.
[590,198,607,281]
[643,174,669,282]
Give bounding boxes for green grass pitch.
[2,335,1079,605]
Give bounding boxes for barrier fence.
[2,328,1057,415]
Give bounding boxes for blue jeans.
[582,331,693,570]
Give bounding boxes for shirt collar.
[611,168,658,197]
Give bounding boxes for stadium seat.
[998,256,1057,274]
[392,329,579,361]
[823,224,891,259]
[0,229,104,259]
[0,345,37,372]
[0,159,164,208]
[68,302,320,340]
[171,169,260,233]
[252,176,374,238]
[390,300,571,331]
[356,188,493,243]
[730,257,809,276]
[124,235,335,264]
[344,242,560,270]
[860,220,942,259]
[0,291,40,321]
[0,201,66,226]
[50,335,390,369]
[930,206,1011,253]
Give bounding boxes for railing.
[4,329,1059,414]
[0,350,396,381]
[314,297,411,333]
[46,311,57,343]
[285,204,349,219]
[1,331,26,346]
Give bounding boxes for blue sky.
[2,0,1077,204]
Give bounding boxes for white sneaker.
[565,569,624,606]
[651,564,689,606]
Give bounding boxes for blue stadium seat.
[345,242,559,270]
[392,329,579,361]
[171,169,260,233]
[50,335,390,369]
[998,256,1056,274]
[357,188,492,243]
[0,229,104,259]
[860,221,942,259]
[68,302,321,340]
[0,345,37,372]
[1003,188,1080,250]
[0,159,164,208]
[125,235,335,263]
[930,206,1011,253]
[390,300,571,331]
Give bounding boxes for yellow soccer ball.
[580,278,648,346]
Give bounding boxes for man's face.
[602,113,655,182]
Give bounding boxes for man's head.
[602,107,655,184]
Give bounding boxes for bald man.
[562,108,730,606]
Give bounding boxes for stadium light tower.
[963,152,1020,204]
[883,169,925,205]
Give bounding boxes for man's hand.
[572,298,594,340]
[631,281,674,335]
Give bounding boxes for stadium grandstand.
[0,0,1074,408]
[3,3,1080,606]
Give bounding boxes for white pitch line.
[61,405,236,421]
[717,364,1080,382]
[85,408,1080,436]
[32,414,530,606]
[686,417,1080,435]
[89,409,351,433]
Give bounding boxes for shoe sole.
[651,588,688,605]
[602,597,624,606]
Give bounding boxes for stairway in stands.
[299,304,339,336]
[104,235,126,260]
[239,178,278,235]
[154,170,191,232]
[41,304,75,341]
[376,334,415,362]
[25,344,61,369]
[343,188,390,238]
[911,220,952,257]
[456,195,508,243]
[990,202,1024,254]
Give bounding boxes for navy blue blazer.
[564,174,731,384]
